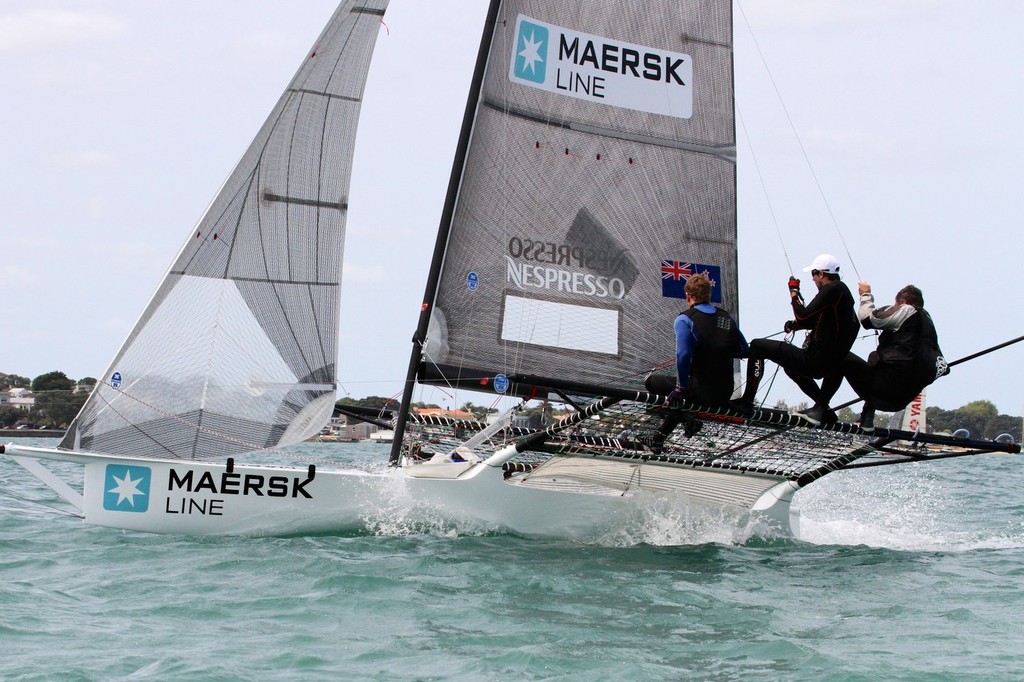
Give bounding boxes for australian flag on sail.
[661,260,722,303]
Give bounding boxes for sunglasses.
[811,269,822,276]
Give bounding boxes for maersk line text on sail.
[557,35,692,87]
[556,34,686,96]
[510,15,692,118]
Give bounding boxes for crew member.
[841,282,948,432]
[646,272,748,407]
[734,253,858,425]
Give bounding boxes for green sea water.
[2,439,1022,680]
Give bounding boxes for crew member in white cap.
[732,253,858,425]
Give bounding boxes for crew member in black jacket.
[734,254,859,425]
[840,282,947,432]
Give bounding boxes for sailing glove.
[788,277,804,304]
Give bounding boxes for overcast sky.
[2,1,1022,418]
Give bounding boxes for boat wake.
[591,494,789,548]
[794,463,1024,551]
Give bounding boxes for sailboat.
[3,0,1018,538]
[3,0,394,535]
[363,0,1021,535]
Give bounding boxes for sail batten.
[262,192,348,211]
[165,271,342,287]
[481,99,737,159]
[286,88,361,103]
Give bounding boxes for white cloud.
[738,0,938,28]
[0,264,35,281]
[801,127,892,160]
[45,150,117,171]
[231,29,314,66]
[342,261,389,283]
[4,234,66,251]
[0,9,124,52]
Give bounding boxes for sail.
[421,0,736,393]
[61,1,389,460]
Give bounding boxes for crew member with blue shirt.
[646,273,749,407]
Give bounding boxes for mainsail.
[61,1,389,460]
[416,0,737,393]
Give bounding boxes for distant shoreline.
[2,430,63,439]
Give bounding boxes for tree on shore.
[0,405,23,427]
[31,371,74,393]
[0,374,30,389]
[33,391,88,428]
[336,395,395,411]
[927,400,1022,441]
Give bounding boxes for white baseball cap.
[802,253,841,276]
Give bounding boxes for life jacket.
[874,310,920,367]
[911,308,948,385]
[873,307,948,388]
[682,305,740,405]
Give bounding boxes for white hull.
[4,443,799,538]
[403,455,799,538]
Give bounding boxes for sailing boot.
[730,358,763,416]
[795,403,830,427]
[859,404,876,433]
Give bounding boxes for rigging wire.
[734,0,861,281]
[737,111,795,276]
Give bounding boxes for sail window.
[500,293,619,355]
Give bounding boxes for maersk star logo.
[103,464,151,513]
[514,19,548,83]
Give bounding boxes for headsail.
[412,0,737,397]
[61,1,389,460]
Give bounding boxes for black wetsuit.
[842,305,947,411]
[741,279,858,407]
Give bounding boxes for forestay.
[421,0,738,391]
[61,1,389,460]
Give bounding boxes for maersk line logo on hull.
[104,464,151,512]
[508,14,693,119]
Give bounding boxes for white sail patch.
[508,14,693,119]
[501,293,620,355]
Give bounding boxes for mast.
[389,0,504,465]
